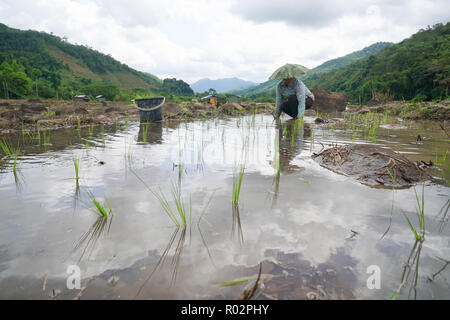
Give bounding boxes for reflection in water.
[268,120,309,207]
[135,226,187,298]
[276,119,309,173]
[268,174,281,209]
[197,223,216,268]
[72,216,113,262]
[437,198,449,233]
[390,239,424,300]
[137,122,163,144]
[0,115,449,299]
[232,205,244,246]
[13,166,24,192]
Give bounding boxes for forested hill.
[0,23,165,100]
[231,42,392,100]
[303,42,392,80]
[304,23,450,103]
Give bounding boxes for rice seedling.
[124,143,134,169]
[435,148,448,183]
[73,188,114,261]
[1,140,23,187]
[84,188,114,218]
[388,184,427,299]
[100,123,105,145]
[232,163,245,207]
[42,130,51,147]
[36,123,41,144]
[0,139,13,157]
[197,191,215,225]
[72,154,80,194]
[1,140,21,169]
[217,263,264,300]
[131,170,190,227]
[368,122,377,144]
[403,183,426,242]
[21,121,28,139]
[380,168,397,240]
[216,276,260,287]
[351,131,357,144]
[141,122,150,143]
[88,123,94,136]
[170,180,190,227]
[381,112,388,125]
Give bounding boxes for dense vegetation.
[0,23,194,101]
[235,24,449,104]
[232,42,393,101]
[304,23,449,103]
[304,42,392,77]
[162,78,194,96]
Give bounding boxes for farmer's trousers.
[280,95,313,118]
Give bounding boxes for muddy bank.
[312,144,429,188]
[346,100,450,121]
[0,99,275,136]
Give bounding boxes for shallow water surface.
[0,114,448,300]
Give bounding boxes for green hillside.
[303,42,392,80]
[0,23,171,100]
[233,42,393,101]
[305,23,449,103]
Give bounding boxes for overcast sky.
[0,0,449,84]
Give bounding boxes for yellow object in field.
[210,97,217,105]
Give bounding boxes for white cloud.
[0,0,448,84]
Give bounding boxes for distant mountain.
[190,77,257,93]
[232,42,393,98]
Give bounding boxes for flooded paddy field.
[0,113,448,300]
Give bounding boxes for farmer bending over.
[274,77,315,120]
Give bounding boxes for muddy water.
[0,114,448,300]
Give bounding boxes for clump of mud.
[312,144,427,188]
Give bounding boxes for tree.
[0,60,32,97]
[162,78,194,96]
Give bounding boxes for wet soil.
[312,144,428,188]
[0,99,275,136]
